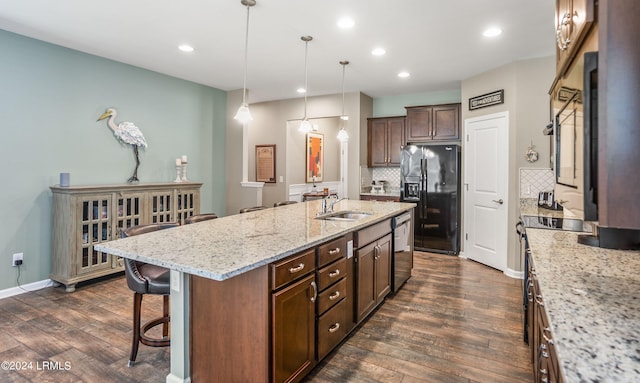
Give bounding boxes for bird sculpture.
[97,108,148,183]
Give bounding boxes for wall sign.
[256,144,276,183]
[469,89,504,110]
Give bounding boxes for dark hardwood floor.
[304,252,532,383]
[0,252,531,383]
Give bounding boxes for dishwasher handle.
[393,212,412,228]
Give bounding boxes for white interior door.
[464,112,509,271]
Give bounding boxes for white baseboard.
[504,268,524,280]
[0,279,54,299]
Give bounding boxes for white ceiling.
[0,0,555,104]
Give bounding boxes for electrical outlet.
[12,252,23,267]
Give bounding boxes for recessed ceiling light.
[482,27,502,37]
[297,87,306,94]
[398,71,410,78]
[337,17,355,29]
[178,44,194,52]
[371,47,386,56]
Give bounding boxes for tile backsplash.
[360,166,401,193]
[520,168,554,198]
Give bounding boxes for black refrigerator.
[400,144,461,254]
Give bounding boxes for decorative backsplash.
[360,167,401,193]
[520,168,554,198]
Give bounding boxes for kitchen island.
[96,199,415,383]
[520,201,640,382]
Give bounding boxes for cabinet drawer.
[317,277,347,315]
[317,257,347,291]
[271,249,316,290]
[318,236,347,267]
[354,219,391,248]
[317,298,348,360]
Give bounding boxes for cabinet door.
[431,104,460,141]
[374,234,392,302]
[356,241,376,322]
[387,118,405,166]
[149,191,173,223]
[405,106,432,142]
[77,195,113,275]
[114,191,145,238]
[272,274,316,383]
[368,119,388,167]
[176,188,199,224]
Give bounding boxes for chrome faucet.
[321,196,346,215]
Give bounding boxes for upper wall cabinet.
[555,0,596,77]
[367,116,405,167]
[405,103,460,143]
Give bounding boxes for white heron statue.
[97,108,148,183]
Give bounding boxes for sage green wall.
[0,30,227,291]
[372,89,462,117]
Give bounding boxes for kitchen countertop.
[95,199,414,281]
[526,228,640,383]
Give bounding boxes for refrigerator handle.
[421,158,428,219]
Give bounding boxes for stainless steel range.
[520,215,591,232]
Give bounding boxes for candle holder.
[181,162,188,182]
[174,164,182,183]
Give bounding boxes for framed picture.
[306,132,323,183]
[256,144,276,183]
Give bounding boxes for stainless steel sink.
[315,210,373,221]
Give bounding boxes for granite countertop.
[520,198,566,219]
[526,229,640,382]
[95,199,414,281]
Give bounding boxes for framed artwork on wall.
[255,144,276,183]
[306,132,323,183]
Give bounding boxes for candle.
[175,158,182,166]
[181,155,188,163]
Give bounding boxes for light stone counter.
[527,228,640,383]
[95,199,414,281]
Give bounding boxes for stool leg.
[128,292,143,367]
[162,295,169,339]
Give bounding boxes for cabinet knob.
[329,291,341,301]
[329,269,341,278]
[328,248,341,255]
[328,322,340,333]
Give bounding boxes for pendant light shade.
[298,36,313,133]
[337,60,350,142]
[234,0,256,124]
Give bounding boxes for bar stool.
[239,206,267,213]
[184,213,218,224]
[121,222,178,367]
[274,201,297,207]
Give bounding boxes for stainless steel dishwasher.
[392,212,413,293]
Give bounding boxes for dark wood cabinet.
[555,0,596,77]
[367,116,405,167]
[272,272,316,383]
[405,103,460,142]
[528,254,564,383]
[598,0,640,233]
[355,232,392,323]
[315,235,351,361]
[359,194,400,202]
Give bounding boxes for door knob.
[492,199,504,205]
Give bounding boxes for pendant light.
[233,0,256,124]
[337,60,350,142]
[298,36,313,133]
